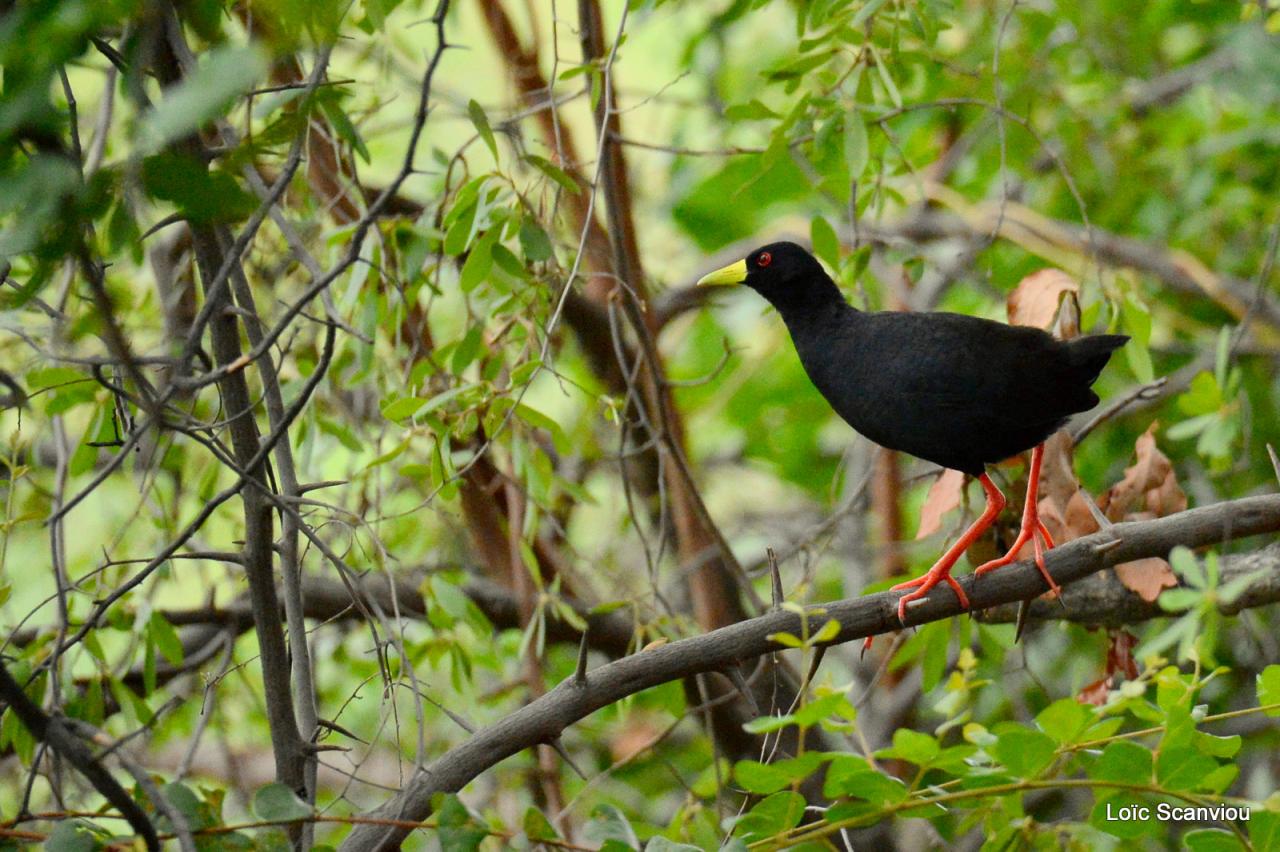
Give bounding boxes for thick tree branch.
[337,494,1280,851]
[150,23,307,797]
[979,541,1280,627]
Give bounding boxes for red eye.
[757,252,772,268]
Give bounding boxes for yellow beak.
[696,258,747,287]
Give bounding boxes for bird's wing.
[869,313,1087,426]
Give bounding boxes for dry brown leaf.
[1037,496,1068,541]
[1038,430,1080,511]
[1114,557,1177,602]
[1052,290,1082,339]
[1145,465,1189,518]
[1077,630,1140,705]
[1099,423,1183,521]
[1007,269,1080,329]
[1063,490,1102,540]
[916,468,966,540]
[1107,630,1140,680]
[1078,678,1110,706]
[1012,496,1069,560]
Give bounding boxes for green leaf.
[1090,740,1152,784]
[1184,828,1246,852]
[845,110,869,179]
[1125,338,1155,383]
[1035,698,1093,745]
[734,753,828,794]
[160,782,215,832]
[1154,745,1217,791]
[435,794,487,851]
[1195,731,1242,759]
[1158,587,1202,612]
[992,726,1056,776]
[792,692,853,728]
[1199,763,1239,794]
[1257,665,1280,715]
[317,93,371,163]
[525,155,581,194]
[519,220,554,262]
[451,326,484,375]
[458,230,496,293]
[724,99,779,121]
[645,839,702,852]
[1178,371,1225,417]
[1169,545,1206,588]
[381,396,427,421]
[810,216,840,269]
[252,783,313,822]
[850,0,891,28]
[45,820,106,852]
[147,612,184,666]
[767,631,805,648]
[1121,297,1154,381]
[522,807,559,842]
[1090,792,1157,839]
[872,51,902,108]
[921,619,949,693]
[822,756,907,803]
[742,712,797,734]
[582,804,640,849]
[141,154,256,224]
[467,99,499,160]
[1250,811,1280,852]
[810,618,840,645]
[139,44,269,152]
[734,791,805,843]
[883,728,939,766]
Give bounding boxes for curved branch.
[337,493,1280,851]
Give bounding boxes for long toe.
[973,552,1016,576]
[896,588,926,624]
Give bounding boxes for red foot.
[889,471,1006,625]
[973,444,1061,598]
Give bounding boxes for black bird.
[698,241,1127,624]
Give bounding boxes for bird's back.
[788,308,1127,474]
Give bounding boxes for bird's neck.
[769,274,855,329]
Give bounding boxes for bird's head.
[695,241,831,305]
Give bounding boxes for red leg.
[973,443,1061,597]
[891,472,1006,623]
[862,472,1006,655]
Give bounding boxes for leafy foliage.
[0,0,1277,849]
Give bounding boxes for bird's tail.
[1066,334,1129,384]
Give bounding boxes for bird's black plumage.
[698,240,1128,624]
[719,242,1127,475]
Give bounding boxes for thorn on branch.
[768,547,783,609]
[299,479,348,494]
[545,736,587,780]
[1093,538,1124,554]
[574,625,590,686]
[801,646,827,689]
[727,663,760,714]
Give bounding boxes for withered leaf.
[1007,268,1079,330]
[1115,557,1177,602]
[916,468,966,540]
